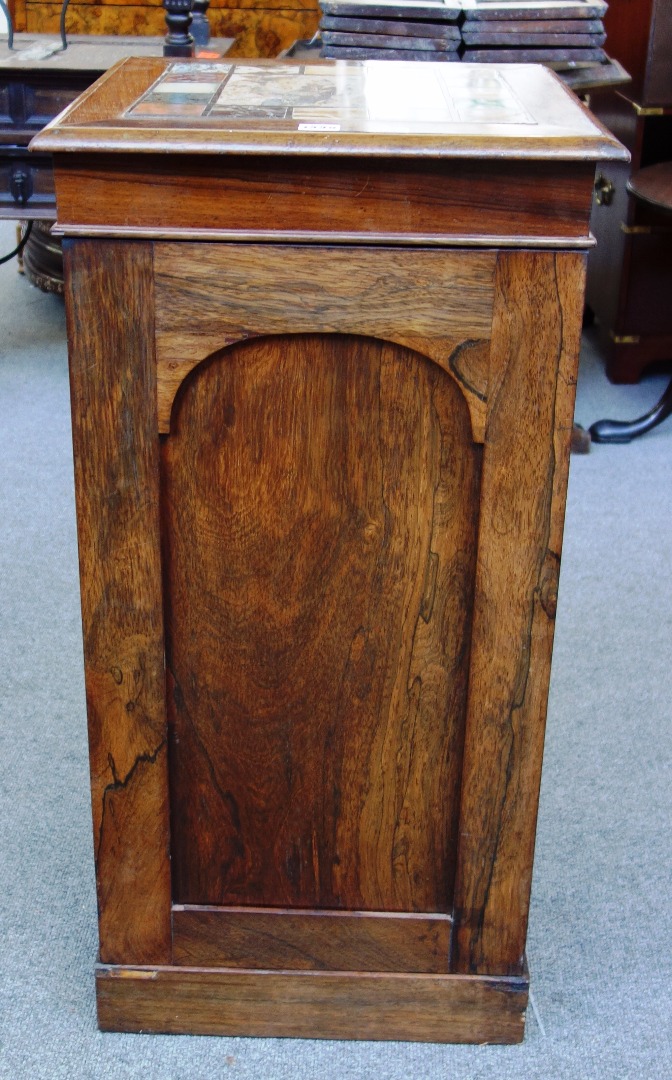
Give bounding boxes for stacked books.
[319,0,462,62]
[460,1,608,66]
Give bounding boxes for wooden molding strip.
[50,224,597,248]
[96,964,528,1042]
[172,905,452,973]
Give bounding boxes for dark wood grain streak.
[172,906,452,972]
[451,250,585,976]
[63,239,171,966]
[161,333,481,912]
[95,964,528,1041]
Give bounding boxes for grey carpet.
[1,219,670,1078]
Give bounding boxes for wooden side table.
[32,57,625,1043]
[590,160,672,441]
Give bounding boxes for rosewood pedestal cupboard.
[32,58,624,1043]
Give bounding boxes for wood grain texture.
[9,0,27,31]
[63,239,171,966]
[215,8,320,57]
[601,0,654,99]
[47,155,598,252]
[29,0,315,9]
[27,2,168,36]
[321,31,459,50]
[154,243,495,438]
[463,18,605,31]
[451,249,585,976]
[161,332,481,912]
[320,15,461,37]
[96,964,528,1041]
[461,31,606,45]
[25,4,319,55]
[172,906,452,972]
[321,46,460,60]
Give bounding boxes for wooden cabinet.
[9,0,320,58]
[586,0,672,382]
[601,0,672,107]
[32,58,624,1042]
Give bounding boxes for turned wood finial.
[191,0,211,48]
[163,0,195,58]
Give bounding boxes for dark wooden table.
[1,33,233,216]
[0,33,232,286]
[32,56,625,1043]
[0,35,170,220]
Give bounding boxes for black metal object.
[163,0,195,57]
[59,0,71,51]
[0,218,32,265]
[0,0,14,50]
[589,161,672,444]
[589,379,672,443]
[1,0,70,51]
[9,164,31,206]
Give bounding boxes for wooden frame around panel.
[64,237,584,1038]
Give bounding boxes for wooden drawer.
[0,74,91,140]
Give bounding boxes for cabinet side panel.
[161,333,481,913]
[452,250,585,975]
[64,239,171,966]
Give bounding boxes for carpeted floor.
[0,220,670,1079]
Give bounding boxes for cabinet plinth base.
[95,964,528,1043]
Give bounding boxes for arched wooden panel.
[161,333,482,913]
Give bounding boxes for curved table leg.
[589,376,672,443]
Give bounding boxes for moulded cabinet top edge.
[30,56,628,163]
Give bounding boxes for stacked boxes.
[318,0,608,68]
[461,1,607,66]
[320,1,462,62]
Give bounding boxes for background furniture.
[33,56,623,1042]
[590,160,672,440]
[0,35,170,223]
[6,0,319,57]
[0,33,232,288]
[585,0,672,384]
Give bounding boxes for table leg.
[589,376,672,443]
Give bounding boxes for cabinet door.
[65,240,584,980]
[157,245,489,973]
